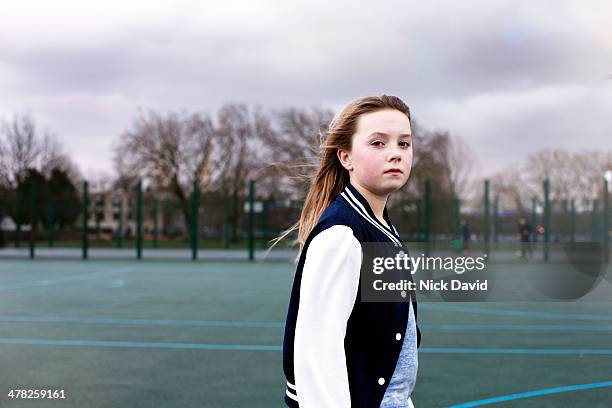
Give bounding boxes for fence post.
[570,199,576,243]
[261,199,268,249]
[190,180,199,261]
[531,197,537,243]
[603,179,609,243]
[483,180,490,255]
[15,193,21,248]
[117,198,124,248]
[29,179,36,259]
[223,196,230,249]
[0,199,4,248]
[603,179,609,262]
[416,199,422,242]
[45,184,55,248]
[136,180,143,260]
[248,180,255,261]
[591,200,599,242]
[152,196,159,249]
[564,199,571,242]
[543,179,550,262]
[423,180,431,257]
[82,181,89,260]
[453,197,461,240]
[493,196,499,244]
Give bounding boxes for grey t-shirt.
[379,300,418,408]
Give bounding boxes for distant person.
[460,218,470,251]
[518,217,532,258]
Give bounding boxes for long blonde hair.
[270,95,411,257]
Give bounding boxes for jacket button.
[396,333,402,341]
[378,377,385,385]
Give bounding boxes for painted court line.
[448,380,612,407]
[420,303,612,321]
[0,338,282,351]
[419,348,612,355]
[1,338,612,355]
[2,315,612,332]
[0,315,284,328]
[0,268,133,292]
[421,323,612,332]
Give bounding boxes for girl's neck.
[350,181,389,227]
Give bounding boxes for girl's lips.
[384,169,403,174]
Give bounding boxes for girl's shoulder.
[308,198,366,243]
[315,194,403,248]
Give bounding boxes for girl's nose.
[389,150,402,162]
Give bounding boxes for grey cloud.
[0,1,610,176]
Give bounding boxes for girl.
[281,95,421,408]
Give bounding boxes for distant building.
[76,189,166,237]
[0,216,31,231]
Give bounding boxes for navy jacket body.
[283,182,421,407]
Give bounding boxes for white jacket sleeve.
[294,225,362,408]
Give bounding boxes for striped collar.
[340,182,402,245]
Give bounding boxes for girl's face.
[339,109,413,197]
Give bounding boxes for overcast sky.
[1,0,611,179]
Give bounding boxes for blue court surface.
[0,258,611,407]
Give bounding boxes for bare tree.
[205,103,259,240]
[402,125,453,196]
[488,149,612,214]
[447,135,477,200]
[523,149,611,201]
[489,166,529,213]
[0,113,42,187]
[113,109,216,230]
[256,106,334,200]
[0,113,80,188]
[523,149,574,201]
[571,150,612,201]
[209,104,256,196]
[39,134,81,183]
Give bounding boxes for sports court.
[1,252,610,407]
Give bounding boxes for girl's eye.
[399,141,411,148]
[371,141,384,146]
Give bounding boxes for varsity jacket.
[283,182,421,408]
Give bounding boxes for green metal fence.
[0,177,609,261]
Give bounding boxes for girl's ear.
[337,149,353,171]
